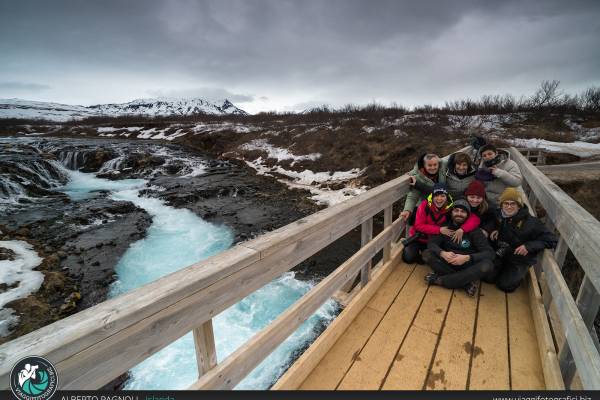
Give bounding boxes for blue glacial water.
[57,164,337,389]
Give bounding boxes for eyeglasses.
[502,201,519,207]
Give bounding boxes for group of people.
[400,143,557,296]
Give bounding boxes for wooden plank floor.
[298,261,545,390]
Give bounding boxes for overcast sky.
[1,0,599,113]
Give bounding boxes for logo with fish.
[10,356,58,400]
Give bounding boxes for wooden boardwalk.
[292,261,545,390]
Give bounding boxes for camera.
[483,156,501,168]
[495,241,513,259]
[401,232,424,246]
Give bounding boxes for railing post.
[360,217,374,288]
[557,276,600,387]
[383,206,393,264]
[193,320,217,376]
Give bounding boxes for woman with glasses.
[488,188,557,292]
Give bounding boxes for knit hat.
[465,180,486,198]
[498,187,523,207]
[452,199,471,216]
[432,182,448,196]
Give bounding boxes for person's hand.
[449,254,470,266]
[490,230,499,241]
[514,245,529,256]
[440,251,457,263]
[400,210,411,221]
[408,176,416,186]
[490,166,498,175]
[440,226,455,237]
[452,228,464,243]
[481,229,489,238]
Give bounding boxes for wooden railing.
[1,146,598,390]
[516,147,546,166]
[509,148,600,389]
[0,161,412,390]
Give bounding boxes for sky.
[1,0,599,114]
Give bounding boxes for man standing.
[490,188,557,292]
[422,199,495,296]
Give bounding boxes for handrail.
[509,147,600,389]
[508,148,600,294]
[0,163,411,389]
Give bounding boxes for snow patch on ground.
[510,138,600,157]
[240,139,321,163]
[244,157,366,206]
[447,113,525,131]
[0,240,44,336]
[564,119,600,142]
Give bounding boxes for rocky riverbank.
[0,137,360,344]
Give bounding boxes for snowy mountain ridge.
[0,97,248,122]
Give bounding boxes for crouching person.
[422,199,495,297]
[490,188,558,293]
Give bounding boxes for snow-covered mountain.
[0,97,248,122]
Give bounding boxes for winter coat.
[403,154,448,212]
[409,194,481,243]
[427,222,495,263]
[472,205,496,235]
[493,205,558,265]
[445,153,476,200]
[477,149,523,206]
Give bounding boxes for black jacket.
[427,221,495,263]
[494,206,558,264]
[473,206,496,234]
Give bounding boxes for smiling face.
[451,207,468,224]
[455,161,468,175]
[481,149,497,161]
[432,193,447,208]
[467,194,483,208]
[501,200,519,217]
[424,158,439,175]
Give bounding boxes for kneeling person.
[422,200,495,296]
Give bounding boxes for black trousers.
[402,241,427,264]
[492,256,531,293]
[422,249,495,289]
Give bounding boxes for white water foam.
[53,163,336,389]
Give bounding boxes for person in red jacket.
[402,182,480,264]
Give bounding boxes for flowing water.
[45,146,338,389]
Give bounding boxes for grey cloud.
[0,0,599,109]
[0,81,51,92]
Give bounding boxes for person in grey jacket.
[475,144,522,207]
[400,153,447,222]
[445,152,476,200]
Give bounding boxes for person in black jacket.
[464,180,496,237]
[489,188,558,292]
[422,199,495,297]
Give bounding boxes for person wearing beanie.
[402,183,481,264]
[475,144,523,207]
[464,180,496,236]
[422,200,495,297]
[400,153,448,223]
[488,188,557,292]
[445,152,476,200]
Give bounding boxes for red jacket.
[409,196,480,243]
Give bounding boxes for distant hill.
[0,97,248,122]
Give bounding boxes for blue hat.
[432,182,448,196]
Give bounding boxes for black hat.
[452,199,471,216]
[432,182,448,196]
